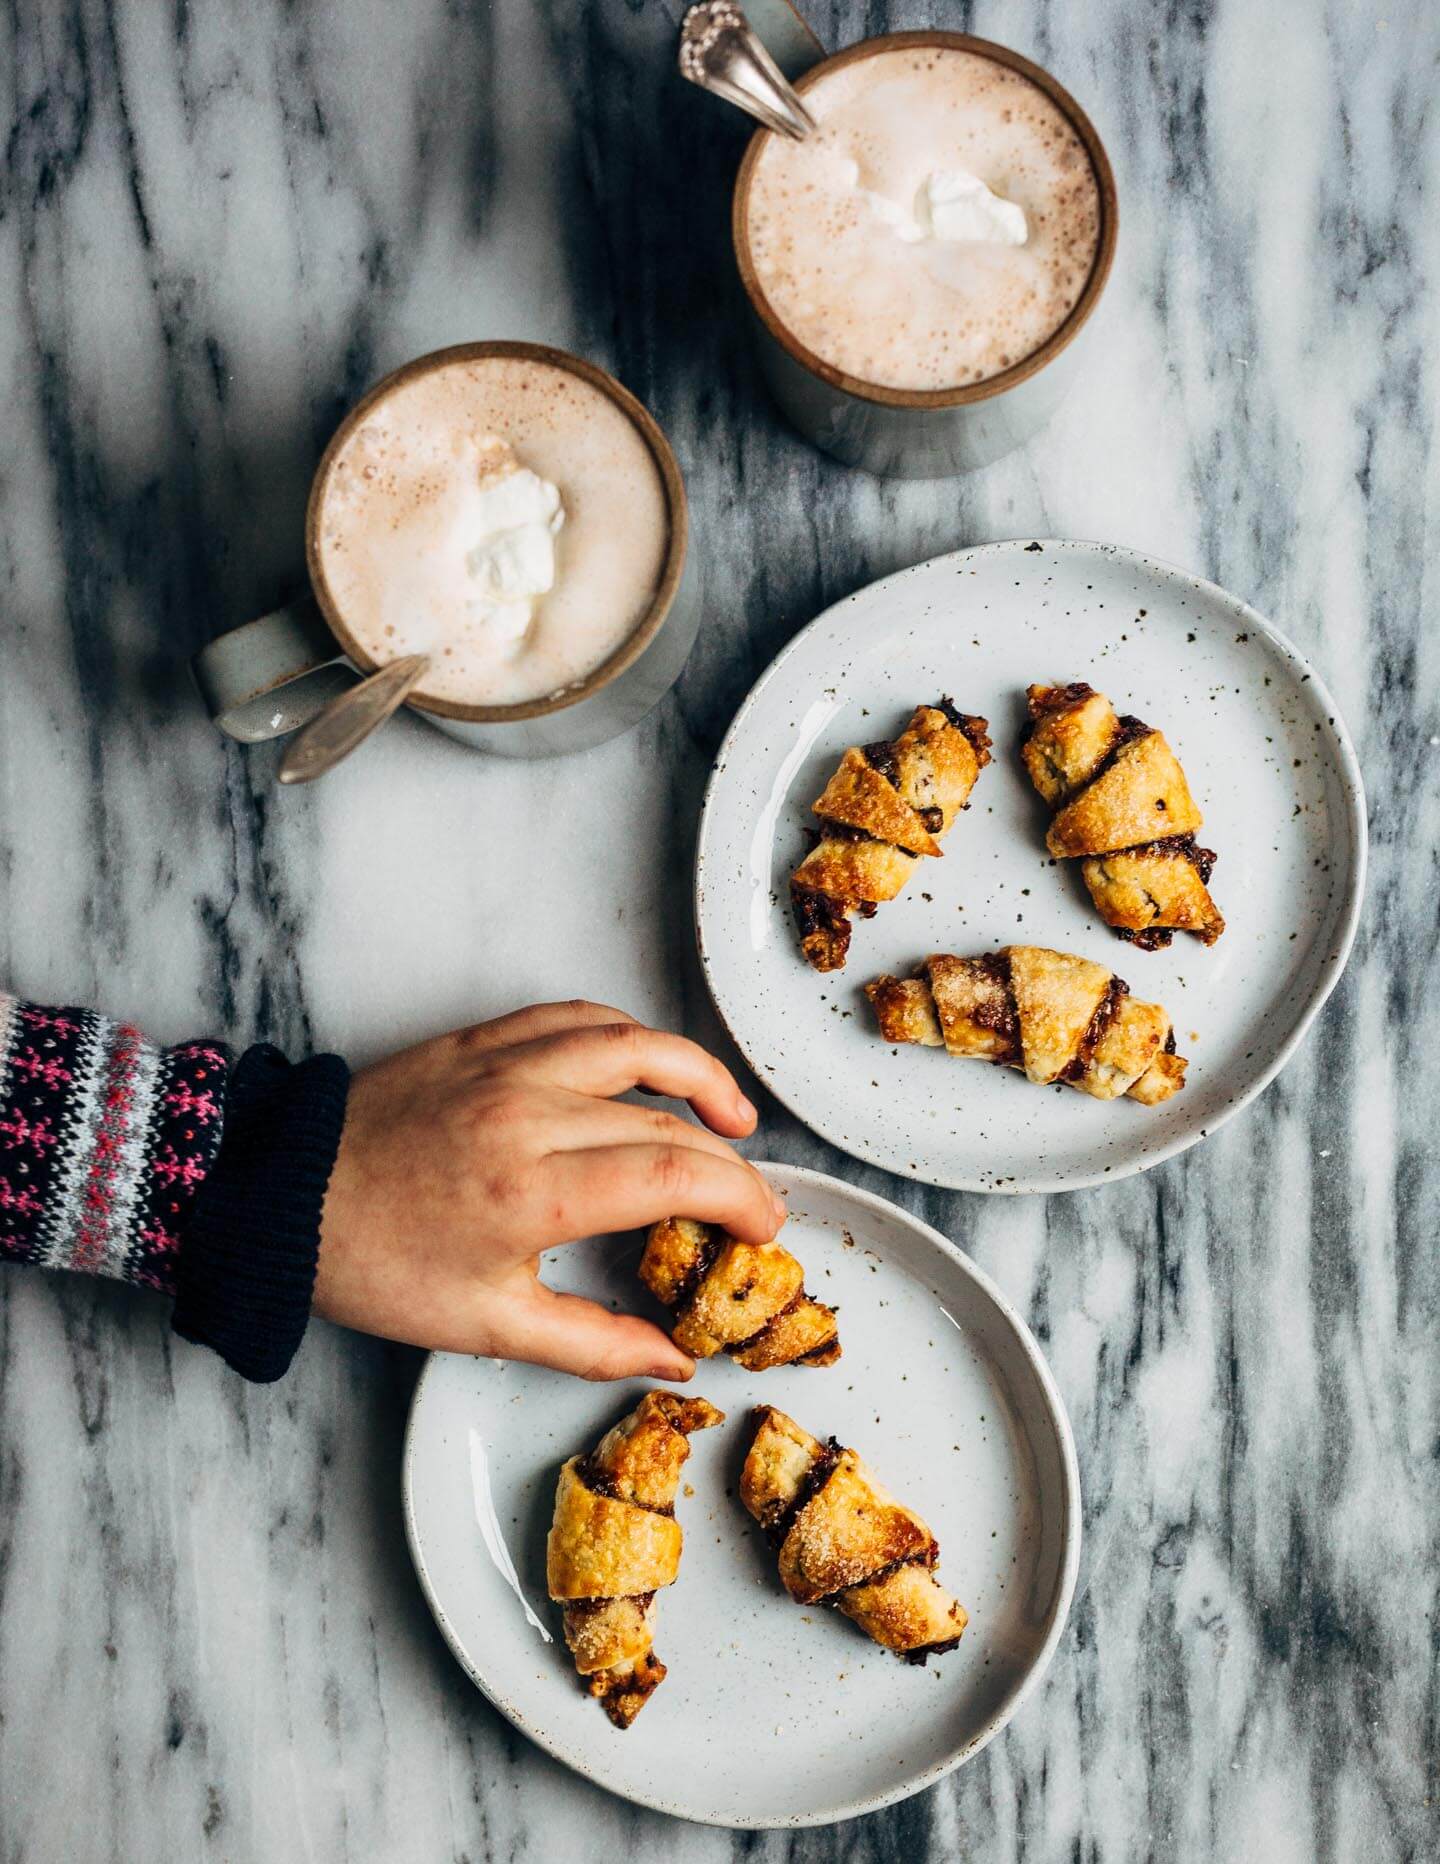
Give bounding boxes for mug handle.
[191,596,362,743]
[743,0,825,78]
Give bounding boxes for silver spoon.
[678,1,817,140]
[277,654,431,785]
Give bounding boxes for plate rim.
[694,537,1369,1195]
[401,1160,1083,1829]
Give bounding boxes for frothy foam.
[318,356,670,709]
[743,46,1103,392]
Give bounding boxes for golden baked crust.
[1047,731,1203,856]
[1081,847,1225,944]
[926,953,1013,1060]
[791,702,990,972]
[1020,684,1120,805]
[731,1295,842,1371]
[859,973,944,1048]
[1007,945,1111,1084]
[838,1560,969,1652]
[546,1460,684,1601]
[738,1403,823,1534]
[812,747,943,857]
[1022,683,1223,949]
[777,1449,936,1604]
[546,1391,723,1728]
[740,1407,968,1660]
[640,1217,840,1370]
[865,945,1188,1105]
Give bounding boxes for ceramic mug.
[730,14,1119,479]
[192,341,699,761]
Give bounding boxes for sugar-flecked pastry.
[641,1217,840,1369]
[1021,682,1224,949]
[740,1406,968,1661]
[865,945,1187,1104]
[791,701,991,972]
[546,1391,723,1727]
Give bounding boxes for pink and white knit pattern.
[0,995,229,1296]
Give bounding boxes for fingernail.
[735,1092,757,1125]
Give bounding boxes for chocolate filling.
[935,696,993,762]
[1060,975,1130,1082]
[861,739,900,787]
[577,1458,675,1518]
[566,1589,656,1617]
[918,804,944,834]
[727,1291,838,1361]
[902,1635,963,1665]
[1111,831,1218,884]
[765,1436,842,1548]
[670,1225,726,1315]
[815,818,876,844]
[1116,925,1175,952]
[1076,713,1155,791]
[791,883,852,961]
[814,1547,938,1612]
[814,818,919,859]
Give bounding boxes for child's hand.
[313,1000,781,1380]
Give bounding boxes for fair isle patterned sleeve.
[0,994,229,1297]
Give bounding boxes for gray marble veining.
[1,1,1436,1859]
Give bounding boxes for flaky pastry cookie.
[865,944,1187,1104]
[1021,682,1224,949]
[641,1217,839,1369]
[741,1406,968,1661]
[791,701,991,972]
[547,1391,723,1727]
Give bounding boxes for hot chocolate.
[741,43,1103,393]
[316,353,671,709]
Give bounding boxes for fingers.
[504,1024,758,1137]
[541,1145,783,1246]
[542,1096,743,1166]
[458,1000,638,1054]
[489,1284,696,1382]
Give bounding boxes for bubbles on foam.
[745,45,1102,391]
[316,355,670,709]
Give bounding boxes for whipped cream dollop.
[916,169,1028,245]
[462,440,565,652]
[833,156,1028,248]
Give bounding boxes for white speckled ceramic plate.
[696,540,1366,1193]
[403,1164,1079,1828]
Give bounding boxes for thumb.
[490,1284,696,1383]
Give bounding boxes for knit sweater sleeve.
[0,994,229,1291]
[0,993,349,1381]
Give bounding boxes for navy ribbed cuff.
[173,1044,350,1382]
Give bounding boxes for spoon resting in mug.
[277,654,431,785]
[678,1,817,140]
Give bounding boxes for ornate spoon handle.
[678,1,817,140]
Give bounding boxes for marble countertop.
[1,1,1436,1858]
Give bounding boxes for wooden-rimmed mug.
[193,342,699,761]
[731,21,1119,478]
